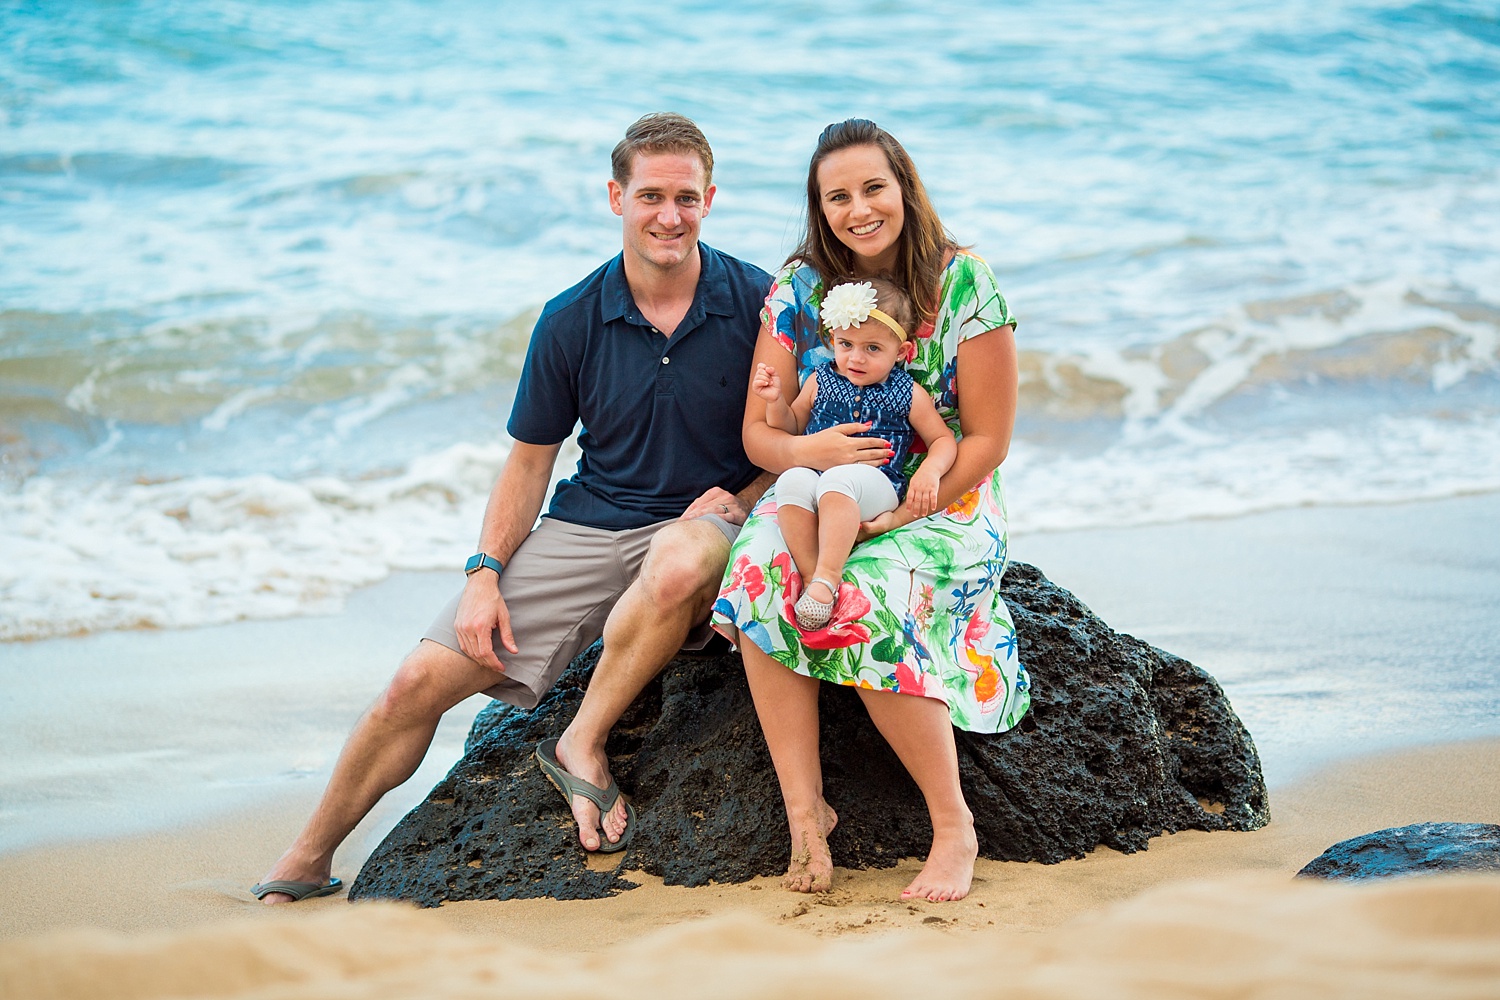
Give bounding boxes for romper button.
[661,356,671,365]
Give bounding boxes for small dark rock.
[350,561,1268,906]
[1296,822,1500,881]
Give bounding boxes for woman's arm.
[859,324,1018,538]
[742,325,894,475]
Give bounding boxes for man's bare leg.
[741,639,836,892]
[856,687,977,902]
[552,519,730,850]
[257,640,504,903]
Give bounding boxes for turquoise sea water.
[2,0,1499,638]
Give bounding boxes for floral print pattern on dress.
[715,252,1029,734]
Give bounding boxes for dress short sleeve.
[946,252,1017,343]
[761,261,832,383]
[760,266,800,355]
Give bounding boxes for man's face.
[609,151,716,273]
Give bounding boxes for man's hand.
[799,423,893,469]
[905,468,941,517]
[681,486,748,526]
[453,571,519,673]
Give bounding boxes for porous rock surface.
[350,561,1268,906]
[1297,822,1500,881]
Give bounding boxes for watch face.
[464,554,482,574]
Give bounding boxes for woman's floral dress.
[712,252,1030,734]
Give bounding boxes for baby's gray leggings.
[775,464,899,521]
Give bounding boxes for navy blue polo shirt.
[507,243,772,530]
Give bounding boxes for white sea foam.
[6,400,1500,641]
[1006,413,1500,534]
[0,442,515,641]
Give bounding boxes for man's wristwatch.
[464,553,504,578]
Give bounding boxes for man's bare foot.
[783,800,838,893]
[553,731,630,851]
[900,822,978,902]
[256,848,334,905]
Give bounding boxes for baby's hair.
[866,277,916,340]
[819,277,918,346]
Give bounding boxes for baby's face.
[831,322,903,386]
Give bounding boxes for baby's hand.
[906,470,940,517]
[752,362,782,402]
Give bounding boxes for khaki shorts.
[422,514,739,709]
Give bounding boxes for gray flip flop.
[535,737,636,854]
[250,877,344,902]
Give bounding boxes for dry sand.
[3,737,1497,999]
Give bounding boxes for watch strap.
[464,553,504,578]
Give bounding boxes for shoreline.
[1009,489,1500,779]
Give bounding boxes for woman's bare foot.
[783,800,838,893]
[901,821,978,902]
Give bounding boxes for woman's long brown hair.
[788,119,958,323]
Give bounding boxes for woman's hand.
[857,504,915,542]
[796,423,893,470]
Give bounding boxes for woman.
[712,119,1027,903]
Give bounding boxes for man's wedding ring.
[719,503,728,514]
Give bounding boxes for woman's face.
[816,144,904,275]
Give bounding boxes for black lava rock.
[1296,822,1500,881]
[350,561,1268,906]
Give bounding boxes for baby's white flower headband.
[819,281,909,343]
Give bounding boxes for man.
[253,113,771,902]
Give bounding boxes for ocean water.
[3,0,1499,640]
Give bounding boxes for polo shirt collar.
[599,243,736,327]
[697,243,736,318]
[600,255,635,324]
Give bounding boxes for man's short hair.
[611,113,714,187]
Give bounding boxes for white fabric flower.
[820,281,878,331]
